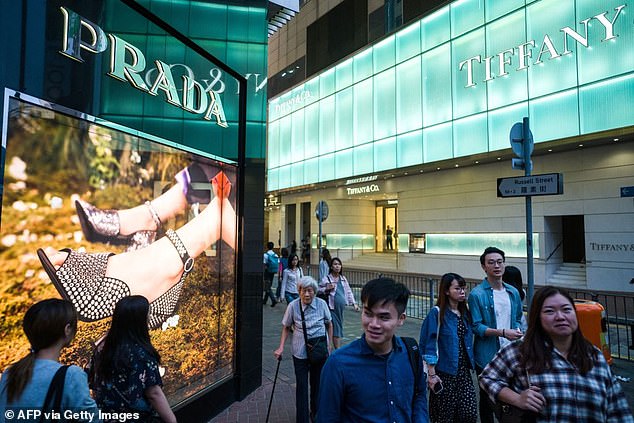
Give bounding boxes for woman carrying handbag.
[480,286,633,422]
[419,273,477,423]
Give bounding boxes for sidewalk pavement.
[210,302,634,422]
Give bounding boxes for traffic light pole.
[522,117,535,311]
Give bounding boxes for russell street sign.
[497,173,564,198]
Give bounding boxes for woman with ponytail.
[0,299,99,421]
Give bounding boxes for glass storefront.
[267,0,634,191]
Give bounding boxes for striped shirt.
[282,298,332,359]
[479,340,633,422]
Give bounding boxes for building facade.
[1,0,268,419]
[266,0,634,292]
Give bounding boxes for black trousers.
[263,271,276,304]
[476,365,495,423]
[293,356,325,423]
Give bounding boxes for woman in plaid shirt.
[480,286,633,422]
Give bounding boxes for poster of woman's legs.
[0,95,237,404]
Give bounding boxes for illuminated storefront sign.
[266,0,634,193]
[346,183,380,196]
[458,4,626,88]
[345,175,378,185]
[273,90,312,114]
[59,7,228,127]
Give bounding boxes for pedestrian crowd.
[269,245,634,423]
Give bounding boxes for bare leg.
[333,337,342,349]
[117,184,188,235]
[44,196,237,303]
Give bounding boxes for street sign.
[497,173,563,198]
[315,200,329,221]
[621,186,634,197]
[510,121,534,171]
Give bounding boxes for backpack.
[401,337,422,398]
[266,251,279,273]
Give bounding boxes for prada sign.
[458,4,625,88]
[59,7,228,127]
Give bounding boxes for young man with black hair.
[317,277,428,422]
[468,246,523,423]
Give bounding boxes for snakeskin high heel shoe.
[37,229,193,328]
[75,200,162,251]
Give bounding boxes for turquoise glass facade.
[102,0,268,161]
[267,0,633,191]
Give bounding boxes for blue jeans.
[293,356,325,423]
[285,292,299,304]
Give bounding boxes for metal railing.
[308,265,634,362]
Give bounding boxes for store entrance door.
[562,215,585,263]
[376,201,397,253]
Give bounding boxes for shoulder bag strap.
[434,306,440,357]
[39,365,69,422]
[298,301,312,361]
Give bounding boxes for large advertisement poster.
[0,93,237,405]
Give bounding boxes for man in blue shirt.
[317,277,428,423]
[467,246,523,423]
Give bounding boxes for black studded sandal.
[37,248,131,322]
[148,229,194,329]
[37,229,191,328]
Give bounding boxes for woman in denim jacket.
[419,273,477,423]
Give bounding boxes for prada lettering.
[59,7,228,127]
[346,184,380,195]
[458,4,625,88]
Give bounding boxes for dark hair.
[480,246,505,265]
[361,277,410,315]
[520,287,596,374]
[267,241,274,250]
[6,299,77,403]
[503,266,525,301]
[281,247,289,258]
[288,254,300,269]
[329,257,343,276]
[94,296,160,383]
[436,273,471,324]
[321,248,332,266]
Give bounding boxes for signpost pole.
[523,117,535,311]
[318,201,323,259]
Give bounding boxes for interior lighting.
[578,144,584,147]
[548,149,553,152]
[497,157,501,160]
[475,161,479,164]
[614,138,619,141]
[454,164,459,168]
[436,167,441,170]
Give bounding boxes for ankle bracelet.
[145,201,163,230]
[165,229,194,273]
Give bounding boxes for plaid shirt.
[479,340,633,422]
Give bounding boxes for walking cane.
[266,356,282,423]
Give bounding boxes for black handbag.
[494,401,536,423]
[493,369,537,423]
[316,276,332,302]
[299,301,329,365]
